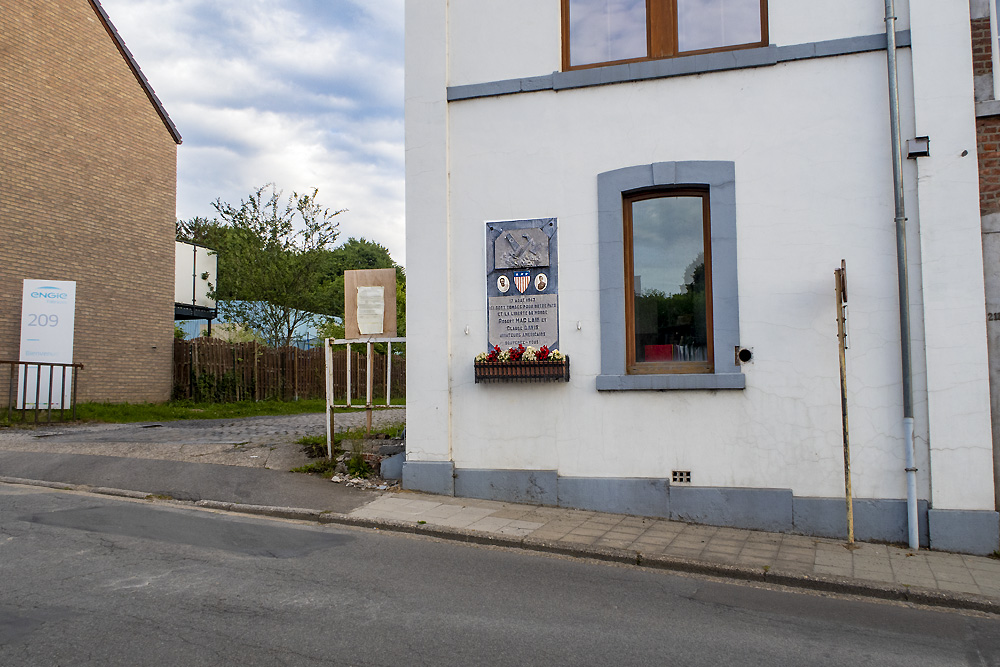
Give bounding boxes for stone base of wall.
[401,463,999,555]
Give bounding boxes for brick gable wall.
[0,0,177,403]
[972,16,1000,217]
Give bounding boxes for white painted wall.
[405,0,994,512]
[444,54,918,501]
[909,0,994,511]
[405,0,451,464]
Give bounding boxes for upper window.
[624,189,713,374]
[563,0,768,69]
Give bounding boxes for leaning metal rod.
[885,0,919,550]
[836,264,855,544]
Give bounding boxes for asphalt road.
[3,484,999,666]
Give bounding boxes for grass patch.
[297,435,330,459]
[73,399,325,423]
[3,399,405,426]
[290,459,339,477]
[73,399,404,423]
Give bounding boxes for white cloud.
[99,0,406,264]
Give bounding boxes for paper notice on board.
[357,286,385,335]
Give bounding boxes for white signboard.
[356,286,385,335]
[18,280,76,408]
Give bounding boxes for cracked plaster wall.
[442,53,930,502]
[910,0,994,511]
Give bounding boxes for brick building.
[0,0,181,403]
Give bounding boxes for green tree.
[210,184,344,348]
[176,216,227,247]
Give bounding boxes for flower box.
[474,357,570,384]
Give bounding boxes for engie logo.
[30,286,69,300]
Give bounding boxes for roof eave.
[89,0,183,145]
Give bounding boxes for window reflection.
[677,0,762,53]
[630,195,709,365]
[569,0,647,67]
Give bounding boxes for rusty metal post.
[835,260,855,544]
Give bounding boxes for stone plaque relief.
[494,228,550,268]
[486,219,558,351]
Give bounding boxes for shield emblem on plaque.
[513,271,530,294]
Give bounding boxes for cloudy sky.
[100,0,406,264]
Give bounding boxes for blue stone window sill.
[596,373,745,391]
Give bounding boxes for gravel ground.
[0,409,406,472]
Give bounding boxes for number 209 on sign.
[27,314,59,327]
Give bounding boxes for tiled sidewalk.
[350,492,1000,604]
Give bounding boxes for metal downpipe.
[885,0,920,550]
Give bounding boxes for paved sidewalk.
[347,492,1000,612]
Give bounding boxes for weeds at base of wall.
[290,459,339,477]
[292,434,375,478]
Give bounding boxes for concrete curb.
[3,475,997,615]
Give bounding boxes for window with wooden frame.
[562,0,768,70]
[624,189,713,374]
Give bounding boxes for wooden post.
[346,343,352,407]
[254,341,260,402]
[835,260,854,545]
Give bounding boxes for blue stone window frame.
[597,161,744,390]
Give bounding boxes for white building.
[404,0,1000,554]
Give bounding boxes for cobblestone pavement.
[351,493,1000,607]
[0,409,405,471]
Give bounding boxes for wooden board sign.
[344,268,397,339]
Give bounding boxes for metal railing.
[1,360,83,424]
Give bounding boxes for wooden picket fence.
[173,338,405,403]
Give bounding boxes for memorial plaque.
[485,219,558,351]
[489,294,558,349]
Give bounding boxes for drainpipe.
[884,0,920,551]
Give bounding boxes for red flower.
[509,343,526,361]
[536,345,550,361]
[486,345,501,362]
